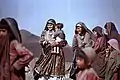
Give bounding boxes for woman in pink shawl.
[105,39,120,80]
[0,17,33,80]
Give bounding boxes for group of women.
[34,19,120,80]
[0,17,120,80]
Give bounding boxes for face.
[0,29,7,38]
[105,48,110,54]
[105,29,109,35]
[47,24,54,31]
[55,25,59,31]
[76,27,82,34]
[76,24,83,34]
[76,56,86,69]
[105,23,111,35]
[93,31,97,37]
[108,44,113,51]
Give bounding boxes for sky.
[0,0,120,45]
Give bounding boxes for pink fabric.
[108,39,120,51]
[76,68,100,80]
[10,40,33,80]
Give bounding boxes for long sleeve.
[54,30,65,40]
[54,31,61,38]
[39,31,46,43]
[94,37,105,52]
[11,40,34,70]
[84,32,90,44]
[105,51,119,80]
[72,35,78,51]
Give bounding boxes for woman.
[34,19,67,80]
[0,17,33,80]
[70,22,94,79]
[92,26,107,79]
[104,22,120,48]
[105,39,120,80]
[72,22,94,51]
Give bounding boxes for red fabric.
[76,68,100,80]
[94,36,106,53]
[87,73,101,80]
[10,40,33,80]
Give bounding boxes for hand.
[43,40,48,45]
[10,66,16,72]
[51,41,57,46]
[25,65,30,73]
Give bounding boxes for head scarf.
[108,39,120,52]
[92,26,103,37]
[75,22,95,40]
[44,19,56,31]
[104,22,120,48]
[0,17,22,43]
[104,22,119,39]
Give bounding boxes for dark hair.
[44,19,56,31]
[56,23,63,30]
[75,47,88,63]
[92,26,103,37]
[0,17,22,43]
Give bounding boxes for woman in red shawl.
[92,26,107,79]
[0,17,33,80]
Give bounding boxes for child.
[74,47,100,80]
[105,39,120,80]
[51,23,66,53]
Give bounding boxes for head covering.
[0,18,11,80]
[44,19,56,31]
[47,19,56,25]
[104,22,120,48]
[108,39,120,52]
[104,22,119,39]
[82,47,96,63]
[92,26,103,37]
[75,47,96,63]
[104,22,118,33]
[75,22,95,40]
[0,17,22,43]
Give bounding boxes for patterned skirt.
[34,44,65,78]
